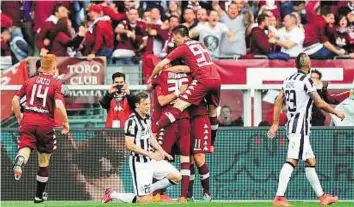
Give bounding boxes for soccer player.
[268,53,345,207]
[149,25,220,151]
[102,92,182,204]
[188,102,213,202]
[12,54,70,203]
[153,67,192,202]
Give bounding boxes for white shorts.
[287,133,315,161]
[129,156,179,196]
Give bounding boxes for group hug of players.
[11,24,341,206]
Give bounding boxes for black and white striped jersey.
[283,71,317,136]
[124,112,153,163]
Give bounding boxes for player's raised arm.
[310,91,345,120]
[268,90,285,139]
[157,84,187,107]
[12,95,23,124]
[149,58,171,82]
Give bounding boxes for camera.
[115,84,124,92]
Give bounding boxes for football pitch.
[2,201,354,207]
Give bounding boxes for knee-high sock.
[157,108,181,129]
[188,163,195,198]
[110,191,137,203]
[36,167,49,199]
[198,163,210,195]
[210,117,219,146]
[151,178,177,192]
[305,166,324,197]
[180,162,190,197]
[276,162,295,196]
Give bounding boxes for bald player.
[268,53,344,207]
[12,54,70,203]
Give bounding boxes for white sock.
[305,167,324,197]
[276,163,294,196]
[110,191,136,203]
[151,178,176,192]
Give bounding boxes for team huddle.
[11,25,345,206]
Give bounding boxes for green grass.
[1,201,354,207]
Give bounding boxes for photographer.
[99,72,132,128]
[311,69,352,126]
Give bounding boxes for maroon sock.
[180,162,190,198]
[198,163,210,195]
[157,108,180,129]
[209,117,219,146]
[187,164,195,198]
[36,167,49,199]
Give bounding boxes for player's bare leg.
[34,153,51,203]
[194,153,211,202]
[157,99,191,129]
[179,155,190,203]
[273,159,297,207]
[305,158,338,206]
[13,147,31,180]
[208,104,219,148]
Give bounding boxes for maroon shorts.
[18,124,56,154]
[157,118,191,156]
[179,79,221,106]
[191,115,211,154]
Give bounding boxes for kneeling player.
[12,55,70,203]
[102,92,181,204]
[188,102,213,202]
[153,69,192,202]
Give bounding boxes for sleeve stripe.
[124,118,136,136]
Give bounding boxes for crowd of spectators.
[1,0,354,65]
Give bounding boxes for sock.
[152,178,162,195]
[198,163,210,195]
[180,162,190,198]
[210,117,219,146]
[157,108,180,129]
[151,178,177,192]
[276,162,295,196]
[305,166,324,197]
[110,191,137,203]
[14,155,26,167]
[36,167,49,199]
[188,164,195,198]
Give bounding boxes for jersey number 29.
[285,90,297,112]
[30,84,49,107]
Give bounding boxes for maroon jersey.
[166,40,220,81]
[150,88,161,134]
[154,71,191,119]
[117,20,147,50]
[16,74,64,126]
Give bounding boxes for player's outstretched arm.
[310,91,345,120]
[268,90,285,139]
[149,58,171,82]
[12,95,23,124]
[157,85,187,107]
[55,100,70,135]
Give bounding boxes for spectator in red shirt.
[303,4,346,59]
[86,5,114,61]
[331,14,354,53]
[99,72,132,128]
[50,18,87,57]
[250,13,274,55]
[113,8,147,64]
[98,1,126,24]
[36,4,69,56]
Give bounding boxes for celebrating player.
[102,92,182,204]
[268,53,345,207]
[152,65,191,202]
[149,25,221,151]
[12,54,70,203]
